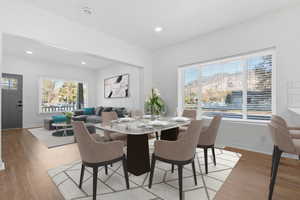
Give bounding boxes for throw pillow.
[95,106,104,116]
[112,107,126,118]
[103,107,113,112]
[52,115,67,123]
[83,107,95,115]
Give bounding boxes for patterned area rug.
[48,141,241,200]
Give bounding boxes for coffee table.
[52,122,96,137]
[52,123,73,136]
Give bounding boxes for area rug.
[28,128,104,148]
[48,141,241,200]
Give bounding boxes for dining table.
[95,116,191,176]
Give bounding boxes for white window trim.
[38,77,88,114]
[177,48,276,122]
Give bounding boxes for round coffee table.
[52,123,73,136]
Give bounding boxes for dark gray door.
[2,73,23,129]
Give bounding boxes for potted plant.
[65,112,73,124]
[145,88,166,118]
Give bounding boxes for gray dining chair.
[179,109,197,133]
[102,111,127,142]
[148,120,203,200]
[73,121,129,200]
[267,115,300,200]
[130,109,143,118]
[197,115,222,174]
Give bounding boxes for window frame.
[178,48,276,122]
[38,77,88,114]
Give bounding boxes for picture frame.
[104,74,129,98]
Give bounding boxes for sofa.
[44,106,128,130]
[73,106,128,123]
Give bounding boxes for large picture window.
[40,78,87,113]
[180,49,274,121]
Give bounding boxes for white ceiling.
[25,0,299,50]
[3,34,116,69]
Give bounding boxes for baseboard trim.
[0,160,5,171]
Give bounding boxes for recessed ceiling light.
[25,50,33,55]
[81,61,86,65]
[81,6,92,15]
[154,27,163,33]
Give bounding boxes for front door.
[2,73,23,129]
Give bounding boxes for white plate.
[171,117,190,122]
[148,120,170,126]
[119,117,134,122]
[143,115,152,119]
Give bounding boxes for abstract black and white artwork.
[104,74,129,98]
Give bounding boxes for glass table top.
[95,117,191,135]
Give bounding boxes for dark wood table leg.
[160,127,179,141]
[127,134,150,176]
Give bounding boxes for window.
[40,78,87,113]
[179,49,274,121]
[2,77,18,90]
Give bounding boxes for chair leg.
[122,156,130,189]
[192,160,197,186]
[148,154,156,188]
[212,146,216,166]
[105,165,108,175]
[92,167,99,200]
[79,164,85,188]
[271,146,276,177]
[178,165,183,200]
[171,164,174,173]
[204,147,208,174]
[268,146,282,200]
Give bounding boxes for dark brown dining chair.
[197,115,222,174]
[268,115,300,200]
[148,120,203,200]
[102,111,127,142]
[73,121,129,200]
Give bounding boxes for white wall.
[0,0,153,107]
[96,64,142,111]
[3,54,98,128]
[152,5,300,154]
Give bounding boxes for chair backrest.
[177,120,203,161]
[102,111,118,125]
[131,110,143,118]
[198,115,222,146]
[182,109,197,120]
[268,115,296,153]
[73,121,101,163]
[101,111,118,138]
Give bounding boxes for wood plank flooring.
[0,129,299,200]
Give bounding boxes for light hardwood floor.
[0,129,299,200]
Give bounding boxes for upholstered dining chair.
[179,109,197,133]
[267,115,300,200]
[148,120,203,200]
[102,111,127,142]
[130,109,143,118]
[182,109,197,119]
[197,115,222,174]
[73,121,129,200]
